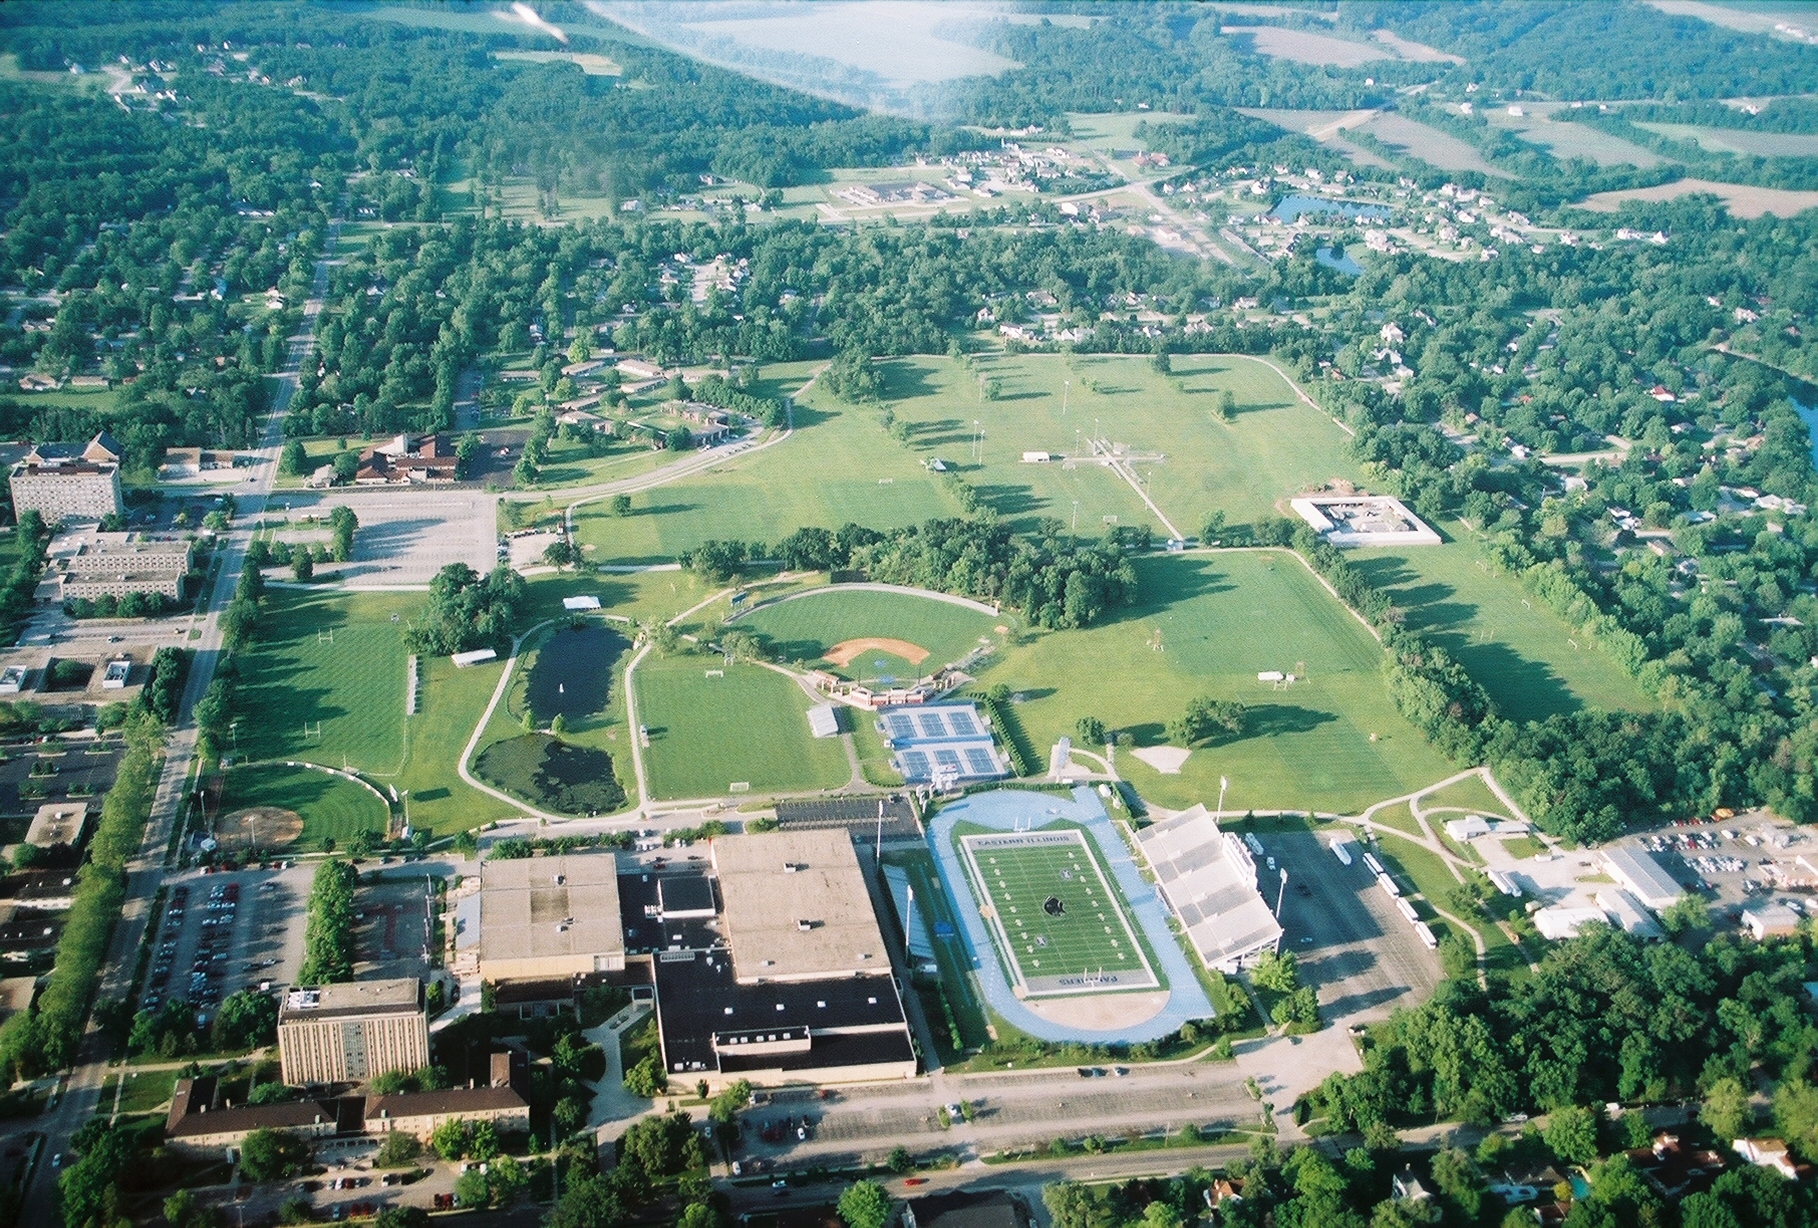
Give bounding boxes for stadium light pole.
[1216,775,1228,823]
[1062,379,1069,416]
[1275,868,1288,918]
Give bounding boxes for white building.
[1134,804,1282,971]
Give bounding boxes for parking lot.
[355,874,436,981]
[268,490,496,587]
[140,863,314,1021]
[1253,825,1442,1025]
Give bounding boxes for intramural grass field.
[233,590,517,834]
[958,826,1158,996]
[571,395,962,565]
[874,353,1363,536]
[979,551,1456,814]
[633,655,851,799]
[220,763,387,850]
[733,587,1003,676]
[1350,536,1653,721]
[236,591,412,771]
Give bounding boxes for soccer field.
[633,655,852,799]
[958,828,1158,997]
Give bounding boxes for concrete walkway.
[587,1003,658,1143]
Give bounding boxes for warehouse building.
[277,979,430,1087]
[649,830,916,1090]
[1602,846,1686,911]
[470,853,626,982]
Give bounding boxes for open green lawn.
[633,655,851,800]
[1419,773,1511,819]
[977,551,1456,815]
[874,353,1362,538]
[220,762,387,850]
[571,397,962,566]
[1350,533,1654,722]
[234,590,515,834]
[733,587,1004,675]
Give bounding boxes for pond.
[1792,398,1818,469]
[524,624,628,725]
[476,733,626,816]
[1316,246,1363,276]
[1269,193,1392,224]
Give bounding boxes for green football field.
[959,828,1157,996]
[732,587,1004,676]
[633,655,852,799]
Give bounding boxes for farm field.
[1350,537,1654,722]
[875,353,1361,537]
[1575,178,1818,219]
[732,587,1004,677]
[219,763,387,851]
[1219,25,1392,67]
[1484,107,1668,167]
[1360,112,1512,178]
[1633,122,1818,158]
[1236,108,1395,168]
[571,395,962,565]
[232,590,515,834]
[632,655,851,800]
[977,551,1455,815]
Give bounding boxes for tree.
[292,551,314,582]
[165,1189,224,1228]
[1201,511,1227,542]
[1543,1105,1600,1166]
[1044,1181,1107,1228]
[708,1079,752,1125]
[329,505,358,562]
[837,1180,892,1228]
[239,1128,312,1181]
[1774,1079,1818,1161]
[1703,1077,1753,1141]
[430,1118,470,1161]
[210,989,277,1051]
[611,494,632,517]
[1167,695,1247,747]
[1217,389,1237,422]
[374,1208,431,1228]
[886,1145,914,1174]
[1252,949,1299,993]
[279,440,308,476]
[548,1174,626,1228]
[624,1054,667,1097]
[1075,716,1107,745]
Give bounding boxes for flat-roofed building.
[711,831,890,982]
[477,854,625,982]
[24,802,87,851]
[42,528,192,602]
[278,979,429,1086]
[10,458,123,524]
[1135,804,1282,972]
[1603,846,1685,911]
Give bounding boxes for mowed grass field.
[633,655,851,799]
[571,396,962,565]
[234,590,516,834]
[732,587,1003,675]
[979,551,1456,814]
[220,763,387,850]
[957,827,1155,992]
[237,591,412,771]
[1350,536,1654,721]
[876,354,1363,537]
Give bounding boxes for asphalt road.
[15,216,344,1223]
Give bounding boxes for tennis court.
[958,828,1158,997]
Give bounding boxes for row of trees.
[296,858,358,985]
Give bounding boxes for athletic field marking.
[825,637,932,668]
[957,828,1159,997]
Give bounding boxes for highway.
[16,214,344,1223]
